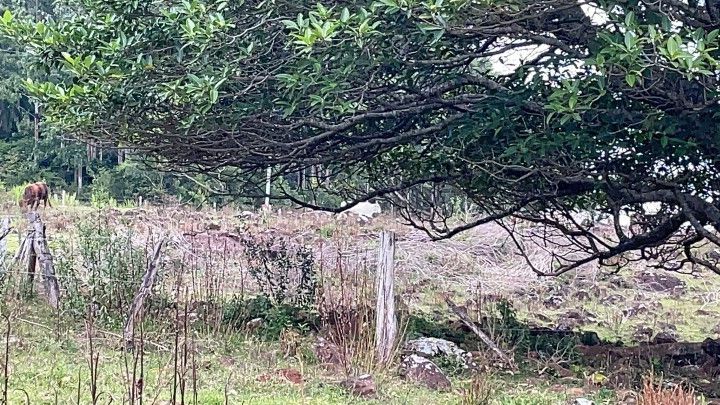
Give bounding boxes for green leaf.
[624,11,635,27]
[666,35,680,56]
[568,96,577,110]
[624,31,636,50]
[282,20,299,30]
[340,7,350,23]
[708,29,720,43]
[660,135,668,148]
[1,9,12,24]
[625,73,636,87]
[61,52,75,65]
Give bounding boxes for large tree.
[3,0,720,275]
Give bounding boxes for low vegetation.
[0,195,716,404]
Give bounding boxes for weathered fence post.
[0,217,11,270]
[375,230,397,364]
[264,167,272,208]
[25,212,61,309]
[123,238,165,350]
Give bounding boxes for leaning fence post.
[375,230,397,364]
[123,238,166,350]
[0,217,11,273]
[26,212,60,309]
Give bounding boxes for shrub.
[55,214,154,326]
[221,295,318,339]
[242,235,317,307]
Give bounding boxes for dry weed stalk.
[85,307,101,405]
[1,313,10,405]
[639,374,697,405]
[460,372,495,405]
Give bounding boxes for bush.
[222,295,318,339]
[242,234,317,307]
[55,214,154,326]
[213,234,321,339]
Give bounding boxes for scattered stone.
[632,326,653,343]
[657,322,677,331]
[600,294,626,305]
[556,309,596,330]
[702,338,720,358]
[580,331,601,346]
[403,337,466,360]
[573,290,592,301]
[398,354,451,391]
[313,337,344,370]
[340,374,376,398]
[589,286,607,299]
[608,275,631,288]
[534,313,552,323]
[256,368,303,384]
[245,318,263,332]
[236,210,257,220]
[543,295,565,309]
[652,330,679,344]
[574,398,593,405]
[623,303,651,317]
[635,271,685,293]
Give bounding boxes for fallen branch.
[443,294,516,369]
[123,238,166,351]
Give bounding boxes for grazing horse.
[19,182,52,211]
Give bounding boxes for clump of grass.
[639,374,697,405]
[460,372,495,405]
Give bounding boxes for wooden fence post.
[375,230,397,364]
[25,212,61,309]
[123,239,165,350]
[0,217,11,270]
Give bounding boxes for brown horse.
[19,182,52,211]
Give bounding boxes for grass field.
[0,196,716,404]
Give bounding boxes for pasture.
[0,193,717,404]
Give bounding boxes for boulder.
[557,309,596,330]
[543,295,565,309]
[652,330,679,344]
[600,294,626,305]
[580,331,601,346]
[403,337,466,360]
[632,326,653,343]
[623,303,651,317]
[702,338,720,358]
[573,290,592,301]
[608,275,631,289]
[635,272,685,293]
[399,354,452,391]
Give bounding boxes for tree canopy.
[2,0,720,275]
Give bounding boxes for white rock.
[339,201,382,220]
[404,337,466,359]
